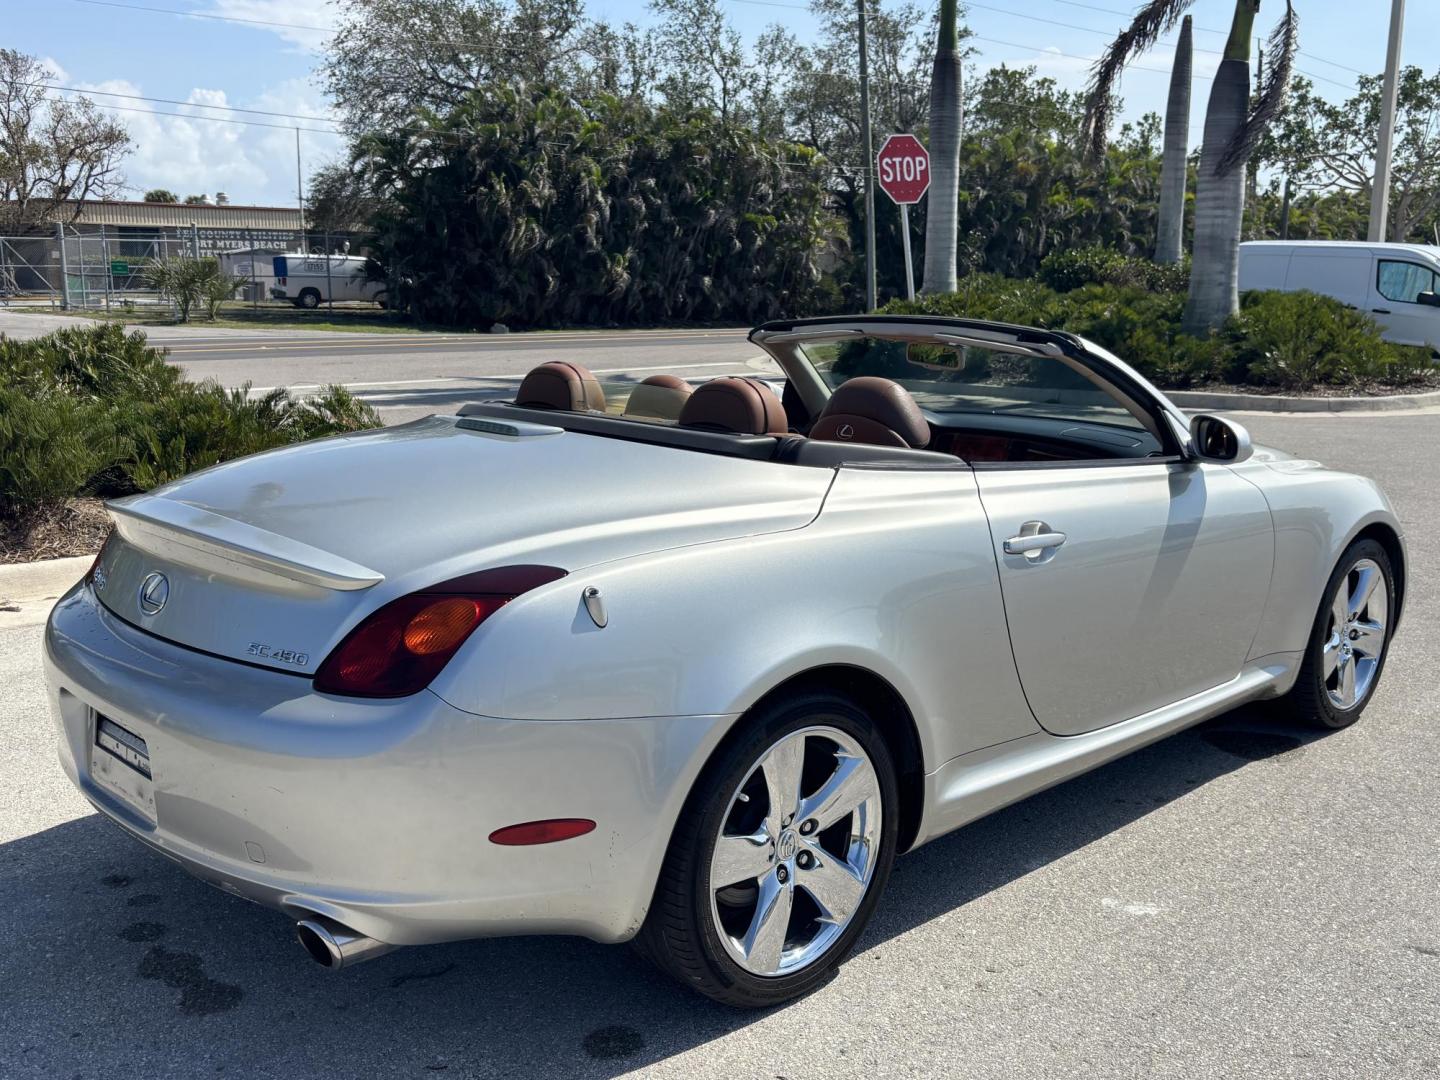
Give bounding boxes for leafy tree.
[324,0,603,133]
[1266,67,1440,242]
[0,49,131,231]
[357,87,837,328]
[305,161,388,235]
[143,188,179,203]
[183,194,209,205]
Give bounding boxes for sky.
[6,0,1436,208]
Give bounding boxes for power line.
[1032,0,1369,77]
[30,82,341,127]
[40,93,344,134]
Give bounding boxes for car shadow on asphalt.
[0,706,1324,1079]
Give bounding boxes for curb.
[0,555,90,630]
[1167,386,1440,413]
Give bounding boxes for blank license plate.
[91,714,156,821]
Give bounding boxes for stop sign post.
[876,134,930,300]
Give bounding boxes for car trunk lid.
[93,415,831,675]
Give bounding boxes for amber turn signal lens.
[403,597,482,655]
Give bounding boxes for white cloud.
[78,77,345,206]
[204,0,335,52]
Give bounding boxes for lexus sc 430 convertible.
[46,316,1406,1007]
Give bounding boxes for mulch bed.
[0,499,111,565]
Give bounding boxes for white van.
[1238,241,1440,351]
[269,254,384,309]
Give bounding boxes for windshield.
[800,336,1152,434]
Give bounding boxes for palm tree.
[1083,0,1297,333]
[1155,15,1192,264]
[922,0,962,294]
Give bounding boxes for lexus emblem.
[837,423,855,440]
[137,572,170,615]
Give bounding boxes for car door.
[975,458,1273,736]
[1371,257,1440,349]
[975,459,1273,736]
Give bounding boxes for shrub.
[1039,247,1189,294]
[0,389,116,516]
[1228,291,1433,390]
[882,273,1058,325]
[0,325,382,522]
[880,275,1433,392]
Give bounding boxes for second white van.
[269,254,384,309]
[1238,240,1440,352]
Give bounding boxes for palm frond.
[1220,0,1298,173]
[1082,0,1197,161]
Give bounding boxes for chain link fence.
[0,226,373,315]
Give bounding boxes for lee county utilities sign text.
[876,134,930,205]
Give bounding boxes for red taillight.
[313,565,565,698]
[488,819,596,846]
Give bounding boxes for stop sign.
[876,134,930,205]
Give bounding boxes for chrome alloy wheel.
[708,725,882,977]
[1323,557,1388,710]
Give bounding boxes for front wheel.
[637,690,898,1007]
[1274,539,1395,730]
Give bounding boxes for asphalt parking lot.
[1,409,1437,1079]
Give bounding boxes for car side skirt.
[913,660,1292,849]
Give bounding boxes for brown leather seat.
[678,377,788,436]
[515,361,606,412]
[810,376,930,448]
[623,374,693,422]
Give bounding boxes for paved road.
[1,410,1436,1079]
[0,311,773,421]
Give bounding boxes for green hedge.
[0,324,381,520]
[882,275,1435,391]
[1038,246,1190,294]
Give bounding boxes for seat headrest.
[678,377,788,436]
[810,377,930,449]
[623,374,693,421]
[516,361,606,412]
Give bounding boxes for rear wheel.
[296,288,321,309]
[637,690,898,1007]
[1274,539,1395,730]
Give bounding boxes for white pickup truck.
[269,254,384,308]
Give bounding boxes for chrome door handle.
[1004,521,1067,559]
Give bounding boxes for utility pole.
[857,0,876,312]
[295,127,306,250]
[1369,0,1405,242]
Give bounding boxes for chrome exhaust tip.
[295,915,395,970]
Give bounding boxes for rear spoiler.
[107,494,384,592]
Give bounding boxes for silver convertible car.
[46,316,1406,1007]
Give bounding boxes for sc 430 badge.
[247,642,310,666]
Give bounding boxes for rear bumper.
[44,583,730,946]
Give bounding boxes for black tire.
[297,289,321,310]
[1273,539,1395,730]
[636,689,899,1008]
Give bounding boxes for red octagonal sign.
[876,133,931,206]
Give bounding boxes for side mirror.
[1416,291,1440,308]
[1189,413,1253,464]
